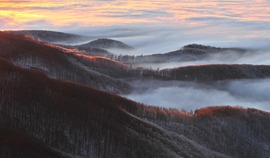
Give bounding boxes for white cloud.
[124,79,270,111]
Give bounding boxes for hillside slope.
[119,44,248,64]
[1,57,270,157]
[140,64,270,82]
[1,31,270,158]
[162,106,270,158]
[0,124,66,158]
[10,30,91,44]
[0,32,131,93]
[0,57,227,158]
[79,38,133,50]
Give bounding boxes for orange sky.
[0,0,270,29]
[0,0,270,49]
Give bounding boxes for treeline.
[0,32,132,94]
[0,59,220,158]
[129,64,270,82]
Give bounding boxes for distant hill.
[1,32,269,89]
[119,44,248,64]
[9,30,91,44]
[181,44,247,56]
[60,38,133,58]
[78,38,133,50]
[62,43,115,58]
[0,32,131,93]
[141,64,270,82]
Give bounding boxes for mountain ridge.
[0,57,229,158]
[0,31,131,94]
[1,30,270,157]
[77,38,133,50]
[9,30,91,44]
[1,57,270,157]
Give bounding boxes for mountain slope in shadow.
[0,57,228,158]
[78,38,133,50]
[0,32,131,93]
[120,44,248,64]
[140,64,270,83]
[10,30,91,44]
[0,123,66,158]
[1,57,270,157]
[1,30,270,158]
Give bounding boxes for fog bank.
[133,49,270,70]
[124,79,270,111]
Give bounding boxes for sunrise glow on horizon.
[1,0,270,49]
[1,0,270,28]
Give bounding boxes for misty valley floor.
[124,79,270,112]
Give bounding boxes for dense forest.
[0,31,270,158]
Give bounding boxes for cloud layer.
[1,0,270,50]
[124,79,270,111]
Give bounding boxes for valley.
[0,30,270,158]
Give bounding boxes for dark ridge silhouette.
[183,44,221,50]
[78,38,133,50]
[140,64,270,82]
[0,57,227,158]
[183,44,247,52]
[9,30,91,44]
[0,31,131,93]
[119,44,248,64]
[62,44,115,57]
[118,44,247,64]
[10,30,132,57]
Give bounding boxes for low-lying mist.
[124,79,270,111]
[71,24,270,55]
[133,49,270,70]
